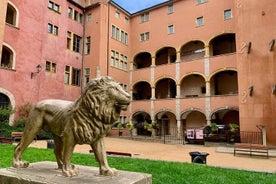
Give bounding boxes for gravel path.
[27,137,276,173]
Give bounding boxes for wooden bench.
[234,143,269,158]
[89,150,132,157]
[11,132,23,142]
[0,137,13,144]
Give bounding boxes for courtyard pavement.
[25,137,276,173]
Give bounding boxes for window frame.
[224,9,232,20]
[196,16,204,27]
[168,25,174,34]
[168,4,174,14]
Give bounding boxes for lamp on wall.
[249,85,254,96]
[272,85,276,94]
[269,39,275,51]
[31,64,42,79]
[247,42,252,54]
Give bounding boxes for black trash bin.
[47,139,55,149]
[189,151,209,164]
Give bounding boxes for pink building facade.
[0,0,275,145]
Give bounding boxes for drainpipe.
[257,125,267,145]
[81,8,86,93]
[106,1,110,76]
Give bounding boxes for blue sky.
[113,0,168,13]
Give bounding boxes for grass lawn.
[1,144,276,184]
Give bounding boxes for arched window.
[6,3,17,26]
[1,46,13,69]
[0,93,11,123]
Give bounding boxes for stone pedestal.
[0,161,152,184]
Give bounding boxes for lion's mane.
[65,76,129,144]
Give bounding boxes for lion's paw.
[100,167,118,176]
[12,160,29,168]
[62,164,79,177]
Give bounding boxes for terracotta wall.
[236,0,276,145]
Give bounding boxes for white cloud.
[113,0,168,13]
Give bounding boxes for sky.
[113,0,169,13]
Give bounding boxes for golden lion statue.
[13,76,130,177]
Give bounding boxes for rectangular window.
[73,34,82,53]
[46,61,57,73]
[196,0,208,4]
[87,13,92,22]
[141,12,149,22]
[168,25,174,34]
[64,65,70,84]
[111,25,116,39]
[48,1,60,13]
[115,11,120,18]
[74,11,79,21]
[68,7,73,18]
[79,14,83,24]
[53,4,59,12]
[121,30,125,43]
[111,50,115,66]
[125,33,128,45]
[168,4,174,14]
[224,9,232,20]
[86,36,91,54]
[46,61,51,72]
[72,68,81,86]
[67,31,72,50]
[53,26,58,35]
[48,1,54,9]
[84,68,90,85]
[196,16,204,26]
[125,17,129,24]
[116,27,120,40]
[140,32,150,41]
[48,23,53,33]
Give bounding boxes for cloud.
[113,0,168,13]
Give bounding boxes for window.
[67,31,72,50]
[48,23,58,35]
[68,7,73,18]
[111,50,115,66]
[111,50,128,71]
[74,11,79,21]
[115,11,120,18]
[53,25,58,35]
[86,36,91,54]
[196,16,204,26]
[168,25,174,34]
[1,46,13,69]
[72,68,81,86]
[111,25,128,45]
[125,17,129,24]
[6,4,17,26]
[121,30,125,43]
[224,9,232,20]
[111,25,116,39]
[140,32,150,41]
[196,0,208,4]
[48,23,53,33]
[48,1,60,13]
[168,4,174,14]
[45,61,56,73]
[116,27,120,40]
[64,65,70,84]
[84,68,90,85]
[73,34,82,53]
[141,12,149,22]
[87,13,92,22]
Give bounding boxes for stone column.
[176,50,181,62]
[151,87,156,99]
[204,44,210,58]
[176,84,181,98]
[205,81,211,96]
[151,56,156,67]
